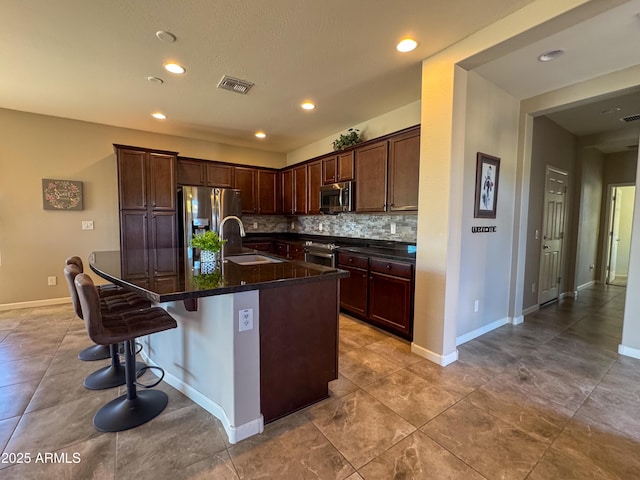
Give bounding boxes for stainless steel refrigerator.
[179,186,243,262]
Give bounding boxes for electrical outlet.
[390,223,397,234]
[48,276,57,286]
[82,220,94,230]
[252,221,258,229]
[474,300,479,312]
[319,223,323,232]
[290,221,295,230]
[532,283,537,293]
[239,308,254,332]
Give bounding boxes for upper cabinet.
[234,166,257,214]
[307,160,322,214]
[177,157,234,188]
[234,166,279,215]
[388,127,420,211]
[114,144,178,281]
[293,164,308,215]
[257,169,278,214]
[355,141,388,213]
[281,168,294,215]
[322,151,354,184]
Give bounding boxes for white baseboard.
[577,280,595,291]
[618,344,640,360]
[522,304,539,316]
[140,351,264,444]
[511,315,524,325]
[410,343,458,366]
[455,317,509,346]
[0,297,70,311]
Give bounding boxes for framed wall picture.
[473,153,500,218]
[42,179,83,210]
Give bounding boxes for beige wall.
[0,108,285,306]
[574,147,603,289]
[456,71,520,338]
[286,101,421,165]
[522,116,576,310]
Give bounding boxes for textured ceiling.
[0,0,536,153]
[3,1,639,154]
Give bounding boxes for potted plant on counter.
[190,230,226,273]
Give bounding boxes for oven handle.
[305,250,335,259]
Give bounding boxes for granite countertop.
[89,249,348,303]
[244,233,416,263]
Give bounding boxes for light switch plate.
[82,220,94,230]
[239,308,254,332]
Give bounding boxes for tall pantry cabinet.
[114,144,178,287]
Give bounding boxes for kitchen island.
[89,249,348,443]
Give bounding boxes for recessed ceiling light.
[537,49,565,62]
[600,107,621,115]
[146,76,164,84]
[164,63,186,74]
[396,38,418,53]
[255,132,266,139]
[151,112,167,120]
[301,102,315,111]
[156,30,176,43]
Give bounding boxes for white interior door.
[539,167,568,305]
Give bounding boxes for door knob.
[543,245,550,249]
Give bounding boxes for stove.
[303,240,337,267]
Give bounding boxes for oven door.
[304,249,336,268]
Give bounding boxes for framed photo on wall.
[474,153,500,218]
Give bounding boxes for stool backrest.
[65,256,84,272]
[63,263,84,319]
[74,273,107,345]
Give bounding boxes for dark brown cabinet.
[257,170,278,214]
[307,160,322,214]
[281,168,294,215]
[388,128,420,211]
[368,258,413,338]
[338,250,414,339]
[115,145,178,282]
[234,166,257,214]
[355,141,388,212]
[294,164,308,215]
[177,158,234,187]
[322,151,354,184]
[338,252,369,317]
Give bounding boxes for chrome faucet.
[219,215,246,242]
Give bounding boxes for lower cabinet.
[338,252,414,340]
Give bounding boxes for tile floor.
[0,284,639,479]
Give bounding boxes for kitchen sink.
[225,254,283,266]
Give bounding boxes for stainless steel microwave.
[320,181,354,214]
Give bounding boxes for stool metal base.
[93,390,168,432]
[78,344,111,361]
[83,361,145,390]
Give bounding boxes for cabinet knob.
[386,264,391,270]
[348,258,353,262]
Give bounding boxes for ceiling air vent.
[217,75,254,95]
[620,113,640,123]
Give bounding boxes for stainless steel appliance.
[179,186,243,261]
[304,240,337,267]
[320,181,354,214]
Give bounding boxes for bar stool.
[65,256,127,361]
[75,272,177,432]
[63,264,148,390]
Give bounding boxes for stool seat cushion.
[74,273,177,346]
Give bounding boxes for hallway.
[0,284,638,479]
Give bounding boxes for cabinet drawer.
[338,252,368,270]
[370,258,413,279]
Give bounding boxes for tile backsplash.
[243,213,417,243]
